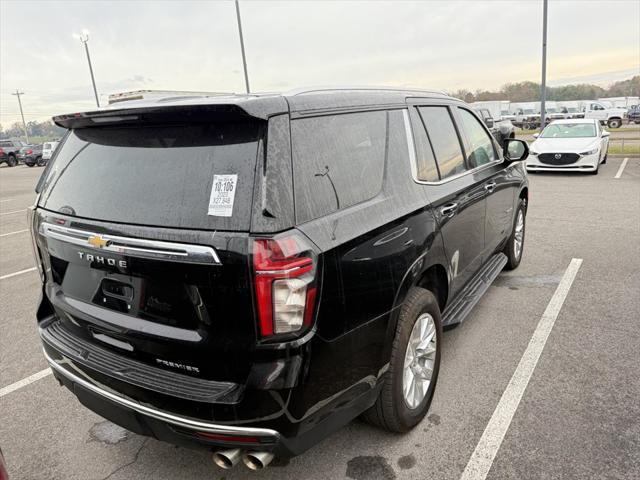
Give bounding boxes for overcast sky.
[1,0,639,126]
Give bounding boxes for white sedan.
[526,119,610,174]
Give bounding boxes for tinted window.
[292,111,387,223]
[458,108,497,168]
[409,110,440,182]
[418,106,466,180]
[38,122,262,230]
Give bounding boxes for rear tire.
[503,200,526,270]
[362,287,442,433]
[7,155,17,167]
[607,118,622,129]
[36,156,45,166]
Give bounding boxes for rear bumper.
[44,347,288,454]
[40,318,384,458]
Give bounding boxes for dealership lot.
[1,157,639,479]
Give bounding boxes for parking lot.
[1,155,639,479]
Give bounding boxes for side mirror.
[602,130,610,137]
[533,133,539,138]
[485,117,494,128]
[503,138,529,163]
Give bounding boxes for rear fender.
[380,231,449,364]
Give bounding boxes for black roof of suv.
[35,87,529,465]
[54,88,450,125]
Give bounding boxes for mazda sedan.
[527,119,609,174]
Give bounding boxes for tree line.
[2,75,638,141]
[450,75,639,104]
[0,120,66,142]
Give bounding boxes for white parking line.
[0,198,15,203]
[0,229,29,237]
[0,267,37,280]
[0,209,26,216]
[0,368,52,398]
[460,258,583,480]
[614,157,629,179]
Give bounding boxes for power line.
[11,90,30,144]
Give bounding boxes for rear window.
[38,121,262,230]
[291,110,387,223]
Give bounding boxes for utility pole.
[540,0,548,128]
[11,90,29,144]
[235,0,251,93]
[74,30,100,107]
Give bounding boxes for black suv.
[30,89,529,471]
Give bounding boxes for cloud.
[1,0,638,125]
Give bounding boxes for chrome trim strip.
[40,223,220,265]
[44,349,280,438]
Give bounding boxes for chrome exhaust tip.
[242,451,275,470]
[212,449,243,469]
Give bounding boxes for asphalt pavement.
[1,157,638,480]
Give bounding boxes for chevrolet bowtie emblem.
[87,235,111,249]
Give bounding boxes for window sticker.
[208,174,237,217]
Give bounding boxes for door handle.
[484,182,496,192]
[440,203,458,216]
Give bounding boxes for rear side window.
[291,111,387,223]
[38,121,263,230]
[409,110,440,182]
[458,108,497,168]
[418,106,466,180]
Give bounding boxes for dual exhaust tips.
[213,449,274,470]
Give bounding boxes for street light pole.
[235,0,251,93]
[11,90,29,144]
[75,30,100,107]
[540,0,548,128]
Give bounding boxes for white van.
[42,141,59,161]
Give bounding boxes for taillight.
[26,149,33,155]
[0,148,4,154]
[252,233,318,338]
[27,206,45,282]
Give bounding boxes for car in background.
[627,105,640,124]
[42,141,60,162]
[512,106,540,129]
[560,106,584,119]
[18,144,44,167]
[0,139,26,167]
[541,102,565,121]
[527,119,609,175]
[473,107,515,145]
[582,101,627,129]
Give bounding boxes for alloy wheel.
[514,210,524,260]
[402,313,437,409]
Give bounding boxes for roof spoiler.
[53,98,288,129]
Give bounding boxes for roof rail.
[286,86,449,97]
